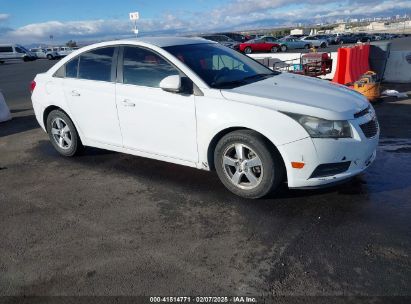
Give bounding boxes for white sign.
[129,12,140,21]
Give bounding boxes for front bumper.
[277,114,379,189]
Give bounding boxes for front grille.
[354,106,370,118]
[360,119,378,138]
[310,161,351,178]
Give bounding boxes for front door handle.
[71,90,81,97]
[122,99,136,107]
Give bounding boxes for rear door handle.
[122,99,136,107]
[71,90,81,97]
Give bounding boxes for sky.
[0,0,410,44]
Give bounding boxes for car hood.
[220,73,369,120]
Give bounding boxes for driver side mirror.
[159,75,181,93]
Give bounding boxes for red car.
[239,39,281,54]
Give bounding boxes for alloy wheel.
[222,143,264,190]
[51,118,72,150]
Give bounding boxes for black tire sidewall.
[46,110,82,157]
[214,130,284,199]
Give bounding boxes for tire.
[244,47,252,54]
[280,45,287,52]
[46,110,84,157]
[321,42,327,48]
[23,56,29,62]
[340,40,344,45]
[0,60,4,64]
[270,46,278,53]
[214,130,284,199]
[304,44,310,49]
[47,54,54,60]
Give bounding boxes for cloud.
[0,0,410,44]
[0,13,9,22]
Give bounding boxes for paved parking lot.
[1,60,411,298]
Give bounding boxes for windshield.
[163,43,278,89]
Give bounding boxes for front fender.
[195,94,309,168]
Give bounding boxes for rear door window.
[77,47,115,82]
[65,57,79,78]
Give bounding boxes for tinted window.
[66,57,79,78]
[15,47,25,53]
[122,46,180,88]
[0,46,13,52]
[78,47,115,82]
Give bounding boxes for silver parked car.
[276,37,312,52]
[300,36,329,48]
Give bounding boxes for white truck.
[30,48,60,60]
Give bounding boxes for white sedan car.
[31,37,379,198]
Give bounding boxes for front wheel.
[271,46,278,53]
[214,130,284,199]
[321,42,327,48]
[280,45,287,52]
[244,47,252,54]
[46,110,83,157]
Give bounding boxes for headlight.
[285,113,352,138]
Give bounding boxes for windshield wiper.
[212,73,277,89]
[242,73,276,81]
[211,79,247,89]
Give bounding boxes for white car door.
[63,46,122,147]
[115,46,198,163]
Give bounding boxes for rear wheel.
[270,46,278,53]
[244,47,252,54]
[280,45,287,52]
[46,110,83,157]
[214,130,284,199]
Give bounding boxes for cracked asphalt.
[0,59,410,300]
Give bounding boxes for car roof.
[134,36,214,47]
